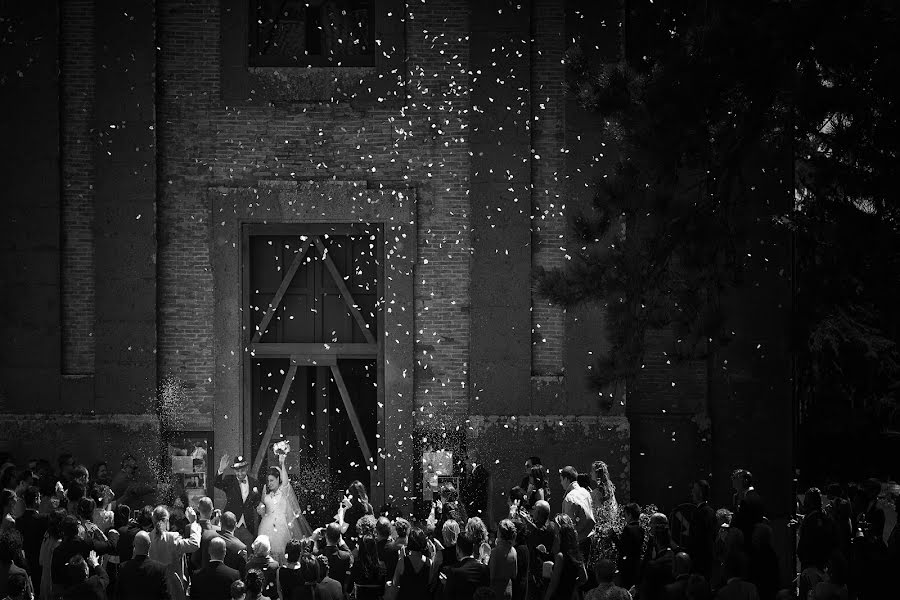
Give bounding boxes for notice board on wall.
[167,431,213,508]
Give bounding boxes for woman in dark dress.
[439,519,460,575]
[338,480,373,550]
[391,527,433,600]
[350,517,386,600]
[512,520,530,600]
[545,514,587,600]
[276,539,306,600]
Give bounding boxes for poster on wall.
[167,431,213,509]
[421,450,453,501]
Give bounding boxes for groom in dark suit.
[214,454,260,547]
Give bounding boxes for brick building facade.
[1,0,791,546]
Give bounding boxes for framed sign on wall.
[166,431,214,508]
[421,450,454,501]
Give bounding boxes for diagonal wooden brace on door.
[252,238,313,344]
[330,363,374,468]
[312,236,377,344]
[252,363,298,476]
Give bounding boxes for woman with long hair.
[390,527,433,600]
[588,460,624,572]
[257,450,313,562]
[512,520,530,600]
[0,489,17,532]
[527,465,549,509]
[466,516,491,565]
[105,504,132,595]
[87,484,115,532]
[148,505,200,600]
[432,519,460,578]
[91,462,111,487]
[545,514,587,600]
[429,482,468,536]
[337,480,373,549]
[39,509,66,600]
[0,464,17,494]
[350,515,386,600]
[489,519,518,599]
[590,461,618,523]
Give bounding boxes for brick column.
[93,1,158,412]
[469,0,533,415]
[531,0,566,378]
[61,0,96,381]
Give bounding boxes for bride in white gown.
[256,446,312,562]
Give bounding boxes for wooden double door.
[243,224,383,521]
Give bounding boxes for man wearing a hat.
[215,453,261,546]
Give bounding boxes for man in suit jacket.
[444,532,489,600]
[687,480,718,579]
[189,538,240,600]
[888,493,900,572]
[15,486,48,592]
[116,506,154,564]
[111,455,156,511]
[2,570,28,600]
[321,522,352,589]
[52,515,117,589]
[217,512,247,576]
[617,502,643,590]
[716,552,760,600]
[859,479,885,533]
[116,531,170,600]
[797,487,836,571]
[731,470,754,514]
[0,530,35,600]
[662,552,691,600]
[62,553,109,600]
[850,507,889,600]
[462,448,491,527]
[190,497,220,571]
[313,554,344,600]
[213,454,260,547]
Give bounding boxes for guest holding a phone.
[336,481,373,550]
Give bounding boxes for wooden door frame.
[241,223,386,504]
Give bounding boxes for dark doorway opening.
[243,224,383,525]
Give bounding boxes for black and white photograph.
[1,1,898,599]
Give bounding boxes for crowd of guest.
[0,450,897,600]
[792,479,900,600]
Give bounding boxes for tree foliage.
[538,0,900,420]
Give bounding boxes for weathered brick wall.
[154,0,473,430]
[155,1,220,426]
[406,0,472,425]
[0,0,62,414]
[3,0,633,510]
[530,0,567,377]
[2,4,795,533]
[0,413,161,476]
[60,0,95,377]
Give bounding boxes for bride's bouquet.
[273,440,291,456]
